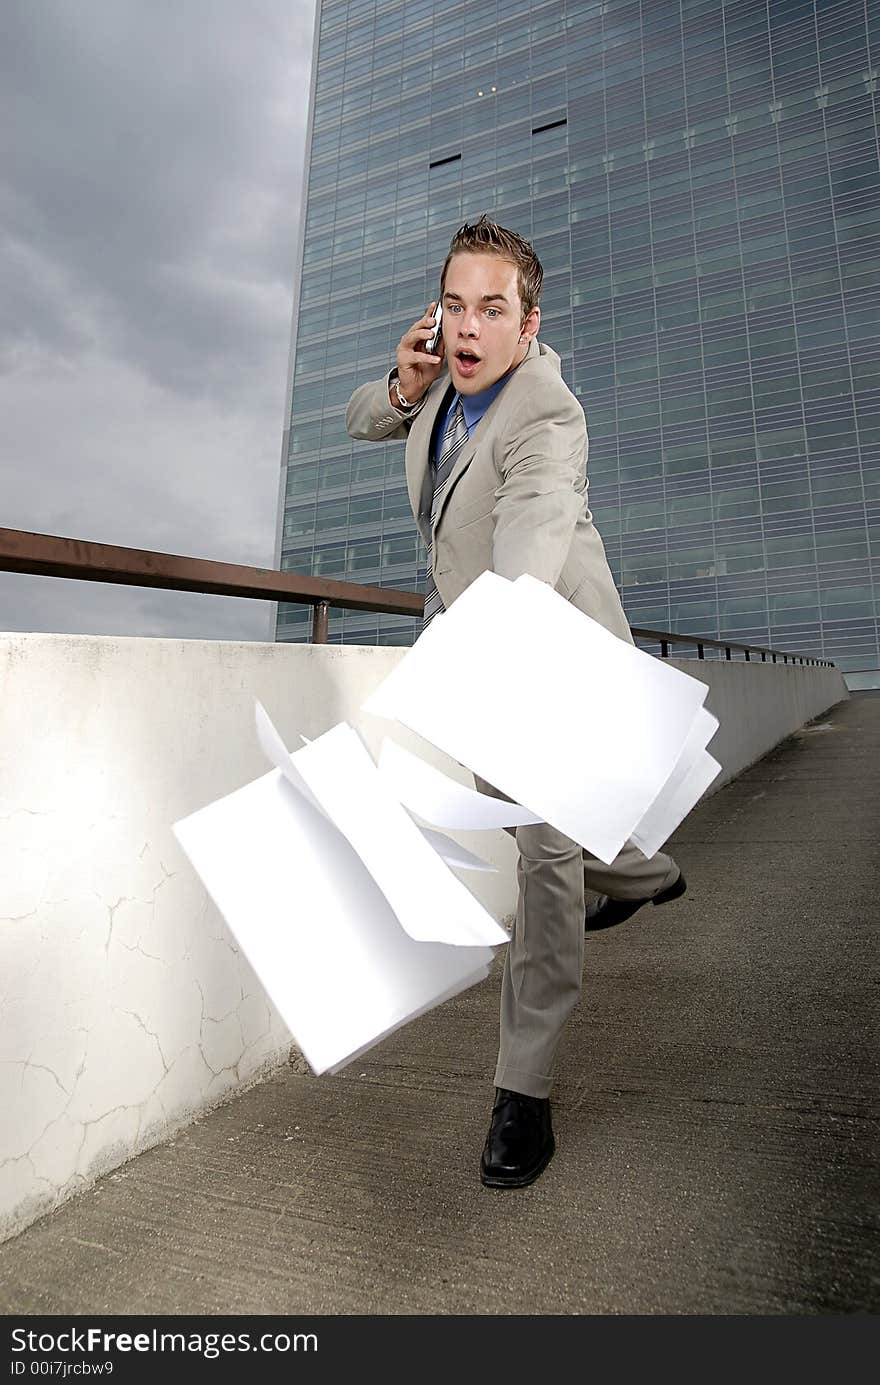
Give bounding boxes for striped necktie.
[422,397,468,631]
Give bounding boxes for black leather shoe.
[479,1087,555,1189]
[585,870,687,933]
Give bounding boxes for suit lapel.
[405,339,545,540]
[433,341,540,534]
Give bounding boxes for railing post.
[725,646,731,660]
[661,640,668,658]
[697,643,704,659]
[311,600,329,644]
[745,649,750,661]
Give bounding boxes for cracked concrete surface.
[0,838,292,1241]
[0,637,353,1244]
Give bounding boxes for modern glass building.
[274,0,880,682]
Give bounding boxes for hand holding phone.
[394,300,446,408]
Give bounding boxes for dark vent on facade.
[429,153,462,168]
[532,118,568,134]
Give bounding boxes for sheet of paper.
[364,572,712,864]
[173,767,495,1076]
[416,825,497,873]
[376,737,544,830]
[291,723,508,946]
[634,749,721,859]
[257,701,495,873]
[630,706,721,857]
[254,700,327,820]
[324,967,496,1075]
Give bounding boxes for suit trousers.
[473,774,681,1100]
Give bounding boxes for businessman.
[346,216,686,1188]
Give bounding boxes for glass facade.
[275,0,880,677]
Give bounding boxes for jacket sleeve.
[491,387,589,587]
[345,370,427,442]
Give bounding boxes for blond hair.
[440,214,543,320]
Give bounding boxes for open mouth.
[455,349,481,370]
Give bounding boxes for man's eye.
[486,308,499,317]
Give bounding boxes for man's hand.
[394,302,445,407]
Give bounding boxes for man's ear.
[520,305,541,342]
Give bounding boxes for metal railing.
[0,526,420,644]
[629,626,832,666]
[0,527,835,667]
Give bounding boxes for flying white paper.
[364,571,717,863]
[376,737,543,830]
[173,768,494,1076]
[416,825,497,873]
[630,707,721,858]
[291,723,507,947]
[256,701,495,873]
[172,705,506,1076]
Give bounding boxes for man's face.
[441,252,541,395]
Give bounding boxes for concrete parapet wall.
[667,656,849,790]
[0,633,848,1241]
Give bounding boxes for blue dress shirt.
[435,369,514,455]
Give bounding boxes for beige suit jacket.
[344,336,633,644]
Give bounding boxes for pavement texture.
[0,692,877,1316]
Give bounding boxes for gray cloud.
[0,0,315,639]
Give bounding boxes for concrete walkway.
[1,693,877,1315]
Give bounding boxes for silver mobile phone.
[424,301,443,355]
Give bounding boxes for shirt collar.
[455,368,515,429]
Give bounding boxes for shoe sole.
[479,1138,556,1189]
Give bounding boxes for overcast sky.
[0,0,315,641]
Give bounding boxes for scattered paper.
[291,723,506,947]
[630,707,721,858]
[173,705,505,1077]
[175,568,724,1078]
[173,767,494,1076]
[364,571,717,863]
[254,700,326,819]
[376,736,543,830]
[416,825,497,873]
